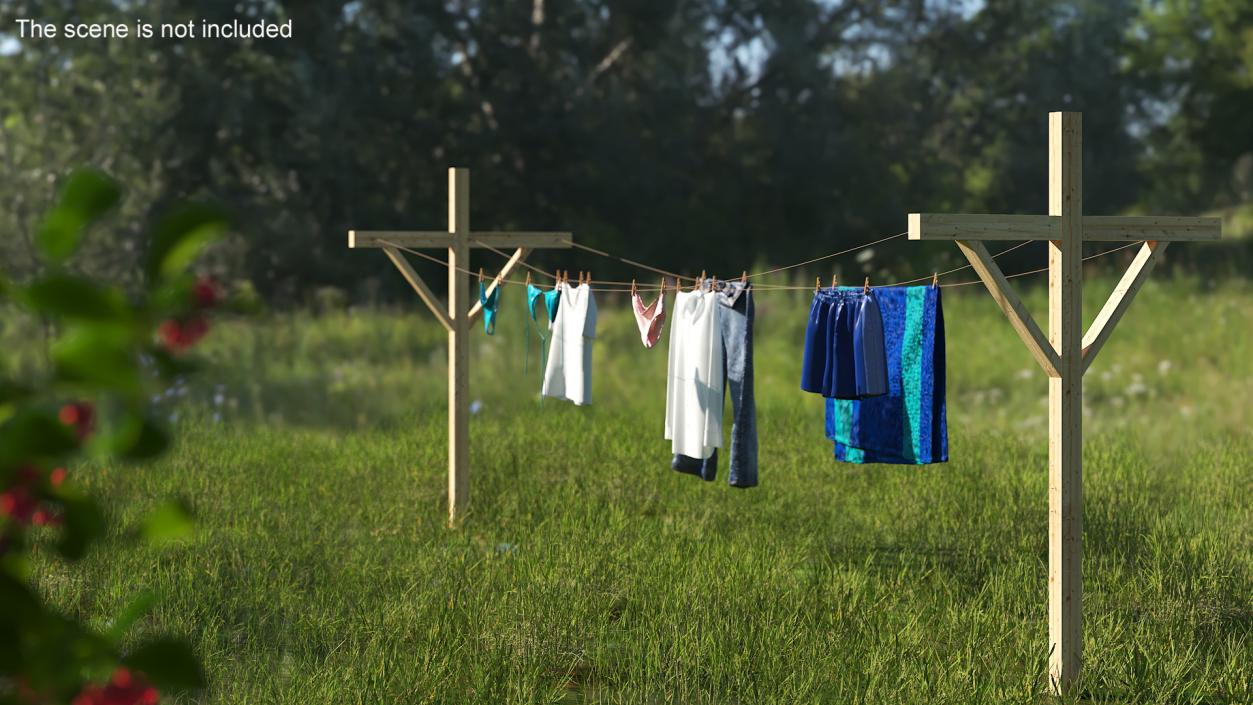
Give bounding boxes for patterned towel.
[825,286,947,464]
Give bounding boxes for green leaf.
[145,204,228,282]
[37,169,122,262]
[106,591,157,643]
[118,416,169,460]
[24,274,131,322]
[51,324,141,392]
[57,494,105,561]
[139,499,194,545]
[123,638,205,691]
[0,408,79,467]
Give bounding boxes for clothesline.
[378,232,1144,293]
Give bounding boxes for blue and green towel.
[825,286,947,464]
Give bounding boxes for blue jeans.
[672,283,757,487]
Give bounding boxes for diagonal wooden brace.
[1081,241,1167,374]
[956,240,1062,378]
[467,246,530,323]
[383,247,453,332]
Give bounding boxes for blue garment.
[479,281,500,335]
[524,284,552,375]
[825,286,947,464]
[801,288,887,399]
[672,282,758,487]
[543,287,561,324]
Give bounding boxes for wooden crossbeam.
[382,247,453,332]
[467,247,530,323]
[350,230,572,249]
[909,213,1220,242]
[955,240,1061,377]
[1081,241,1168,373]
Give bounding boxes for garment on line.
[542,282,596,405]
[672,281,758,487]
[631,290,666,348]
[479,281,500,335]
[524,283,557,378]
[665,289,723,460]
[801,288,887,399]
[825,285,947,464]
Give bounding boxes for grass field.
[17,274,1252,703]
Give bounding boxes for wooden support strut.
[348,168,573,524]
[905,111,1220,695]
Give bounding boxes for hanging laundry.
[524,283,556,376]
[664,288,723,460]
[542,281,596,405]
[672,280,758,487]
[478,281,500,335]
[800,287,887,399]
[825,286,947,464]
[631,289,666,348]
[543,286,561,326]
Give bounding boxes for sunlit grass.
[17,275,1253,703]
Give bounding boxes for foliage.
[0,169,228,704]
[1,1,1250,299]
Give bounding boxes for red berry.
[159,316,211,353]
[193,277,218,309]
[59,402,95,441]
[0,486,36,524]
[50,467,67,487]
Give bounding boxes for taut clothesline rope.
[380,233,1145,293]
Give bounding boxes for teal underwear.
[479,281,500,335]
[525,283,560,377]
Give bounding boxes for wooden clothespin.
[832,274,838,289]
[661,278,667,296]
[587,271,593,286]
[699,270,706,289]
[478,267,485,284]
[631,278,637,296]
[815,276,821,293]
[741,271,747,284]
[863,276,870,294]
[711,275,718,290]
[526,271,532,286]
[931,272,938,288]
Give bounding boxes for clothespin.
[699,270,706,289]
[711,275,718,290]
[931,272,938,288]
[815,277,821,293]
[587,271,593,286]
[863,277,870,294]
[661,278,667,296]
[741,271,747,284]
[832,274,838,289]
[577,271,584,285]
[631,278,637,296]
[478,267,484,284]
[526,271,532,286]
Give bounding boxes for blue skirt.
[800,288,887,399]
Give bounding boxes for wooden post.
[906,111,1220,695]
[1048,111,1083,692]
[447,168,470,524]
[348,169,573,523]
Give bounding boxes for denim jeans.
[672,282,758,487]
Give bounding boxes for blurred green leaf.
[148,348,200,380]
[0,381,32,405]
[37,169,121,262]
[106,591,157,643]
[24,275,131,322]
[139,499,194,545]
[123,638,205,691]
[145,204,228,282]
[57,495,105,561]
[117,416,169,460]
[0,409,78,466]
[51,325,141,392]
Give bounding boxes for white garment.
[664,290,724,459]
[542,282,597,405]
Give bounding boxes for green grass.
[17,275,1253,703]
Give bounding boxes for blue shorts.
[800,288,887,399]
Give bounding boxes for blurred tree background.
[1,0,1250,303]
